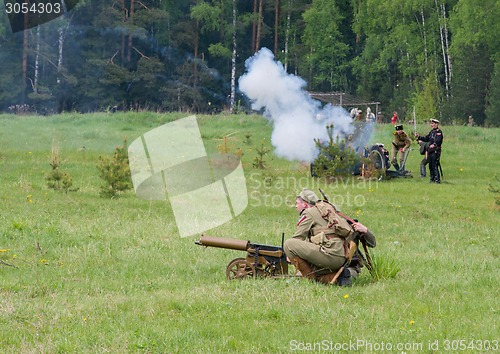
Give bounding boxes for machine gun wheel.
[226,258,256,280]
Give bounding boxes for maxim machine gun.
[195,234,288,280]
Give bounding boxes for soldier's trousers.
[420,157,428,177]
[284,238,345,272]
[391,145,404,168]
[428,152,440,182]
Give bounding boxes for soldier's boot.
[336,268,352,287]
[316,267,354,286]
[291,257,317,280]
[347,266,360,279]
[420,164,426,177]
[316,272,336,284]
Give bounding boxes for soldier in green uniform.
[284,188,376,286]
[391,125,411,170]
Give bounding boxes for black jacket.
[418,128,443,152]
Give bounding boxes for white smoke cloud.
[238,48,354,163]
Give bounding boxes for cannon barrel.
[195,235,249,251]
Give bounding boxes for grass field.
[0,112,499,353]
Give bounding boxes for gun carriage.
[195,234,288,280]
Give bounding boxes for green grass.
[1,112,499,353]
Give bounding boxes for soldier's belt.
[325,234,345,240]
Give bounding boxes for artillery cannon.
[195,234,289,280]
[311,143,412,179]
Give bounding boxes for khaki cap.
[297,188,319,205]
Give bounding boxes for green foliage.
[485,62,500,127]
[0,0,497,120]
[46,160,75,193]
[302,0,350,91]
[243,132,252,145]
[252,141,270,169]
[488,175,500,206]
[448,0,499,125]
[190,1,221,32]
[448,43,493,125]
[311,125,359,178]
[409,74,440,122]
[97,138,132,198]
[45,141,76,193]
[208,43,232,58]
[369,252,401,281]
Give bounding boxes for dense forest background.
[0,0,498,125]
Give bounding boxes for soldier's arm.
[404,136,411,149]
[352,222,376,247]
[361,230,376,248]
[417,132,430,142]
[435,131,443,147]
[291,210,314,240]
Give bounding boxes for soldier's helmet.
[297,188,319,205]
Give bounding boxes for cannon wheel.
[226,258,255,280]
[361,149,387,180]
[368,149,386,171]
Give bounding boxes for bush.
[488,175,500,206]
[253,141,270,169]
[97,138,132,198]
[311,125,359,178]
[46,140,76,192]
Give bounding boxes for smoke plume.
[238,48,354,163]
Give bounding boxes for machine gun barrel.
[195,235,285,258]
[195,235,248,251]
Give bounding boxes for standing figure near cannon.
[284,189,376,286]
[415,119,443,183]
[418,140,429,178]
[391,124,411,171]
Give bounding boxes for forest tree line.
[0,0,498,125]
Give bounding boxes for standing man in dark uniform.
[415,119,443,183]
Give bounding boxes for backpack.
[314,201,353,238]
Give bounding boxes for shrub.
[46,140,76,192]
[98,138,132,198]
[311,124,359,178]
[488,175,500,206]
[253,142,270,169]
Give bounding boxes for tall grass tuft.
[369,252,401,281]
